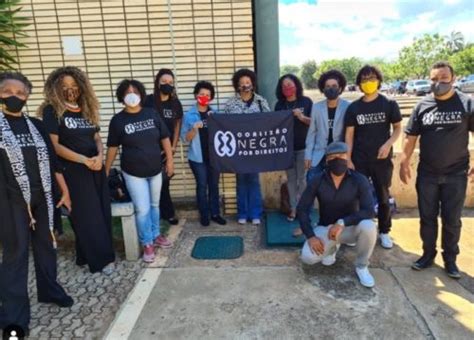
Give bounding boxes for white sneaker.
[238,218,247,225]
[252,218,261,225]
[356,266,375,288]
[345,242,356,247]
[322,252,336,266]
[379,233,393,249]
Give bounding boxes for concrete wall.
[261,150,474,209]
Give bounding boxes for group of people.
[0,59,472,332]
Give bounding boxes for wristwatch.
[336,219,345,227]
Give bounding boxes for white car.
[406,79,431,96]
[459,74,474,93]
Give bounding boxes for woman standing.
[305,70,350,183]
[224,69,270,225]
[181,81,226,227]
[0,72,73,333]
[274,74,313,221]
[38,66,115,274]
[143,69,182,225]
[105,79,174,263]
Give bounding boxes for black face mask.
[1,95,26,113]
[160,83,174,95]
[327,158,348,176]
[323,87,339,100]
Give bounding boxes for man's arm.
[378,122,402,159]
[304,105,317,170]
[296,176,320,238]
[399,135,418,184]
[345,126,355,169]
[342,175,375,226]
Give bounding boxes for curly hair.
[275,74,303,101]
[193,81,215,99]
[116,79,147,104]
[355,65,383,88]
[317,70,347,94]
[231,68,256,92]
[0,71,33,95]
[37,66,100,126]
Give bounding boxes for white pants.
[301,219,377,268]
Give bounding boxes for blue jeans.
[189,160,221,218]
[122,171,162,246]
[236,173,263,220]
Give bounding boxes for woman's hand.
[89,154,103,171]
[56,192,72,213]
[193,121,203,129]
[166,160,174,178]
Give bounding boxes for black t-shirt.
[0,116,60,196]
[144,94,183,141]
[107,107,170,178]
[198,109,211,163]
[42,105,100,159]
[328,106,336,145]
[275,96,313,151]
[405,91,474,175]
[345,94,402,163]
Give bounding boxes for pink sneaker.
[142,245,155,263]
[154,235,173,249]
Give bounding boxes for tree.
[299,60,318,88]
[0,0,29,70]
[449,45,474,76]
[280,65,300,76]
[313,57,363,84]
[445,31,465,53]
[398,33,450,78]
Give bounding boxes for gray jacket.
[305,98,351,167]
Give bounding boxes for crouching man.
[297,142,377,287]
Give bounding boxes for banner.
[208,111,294,173]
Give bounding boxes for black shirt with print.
[198,109,211,163]
[107,107,170,178]
[144,94,183,142]
[42,105,100,159]
[405,91,474,176]
[328,106,336,145]
[345,94,402,163]
[275,96,313,151]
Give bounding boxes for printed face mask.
[282,85,296,98]
[197,95,210,106]
[1,95,26,113]
[360,80,379,95]
[63,87,80,103]
[327,158,348,176]
[160,83,174,95]
[323,87,339,100]
[124,93,141,107]
[431,81,452,97]
[239,84,253,93]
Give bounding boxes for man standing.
[400,61,474,279]
[297,142,377,288]
[345,65,402,249]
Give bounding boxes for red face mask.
[282,85,296,98]
[197,95,210,106]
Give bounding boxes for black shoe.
[168,217,179,225]
[200,217,210,227]
[411,253,436,271]
[211,215,227,225]
[445,261,461,279]
[39,295,74,308]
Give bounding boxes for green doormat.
[265,210,319,247]
[191,236,244,260]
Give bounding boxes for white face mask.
[124,93,141,107]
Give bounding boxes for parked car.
[380,83,390,92]
[390,80,407,94]
[406,79,431,96]
[454,77,466,90]
[459,74,474,93]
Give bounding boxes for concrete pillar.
[253,0,280,109]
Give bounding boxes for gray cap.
[325,141,348,156]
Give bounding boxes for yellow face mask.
[360,80,379,95]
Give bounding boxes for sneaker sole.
[446,272,461,279]
[155,243,173,249]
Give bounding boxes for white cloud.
[279,0,473,66]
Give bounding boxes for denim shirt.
[181,104,217,163]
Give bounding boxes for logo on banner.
[214,131,236,157]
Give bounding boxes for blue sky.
[279,0,474,65]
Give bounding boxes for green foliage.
[0,0,29,70]
[449,45,474,76]
[314,57,363,84]
[280,64,300,76]
[299,60,318,88]
[445,31,465,53]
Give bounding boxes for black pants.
[160,173,176,220]
[354,158,393,233]
[0,191,69,332]
[63,161,115,273]
[416,173,467,262]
